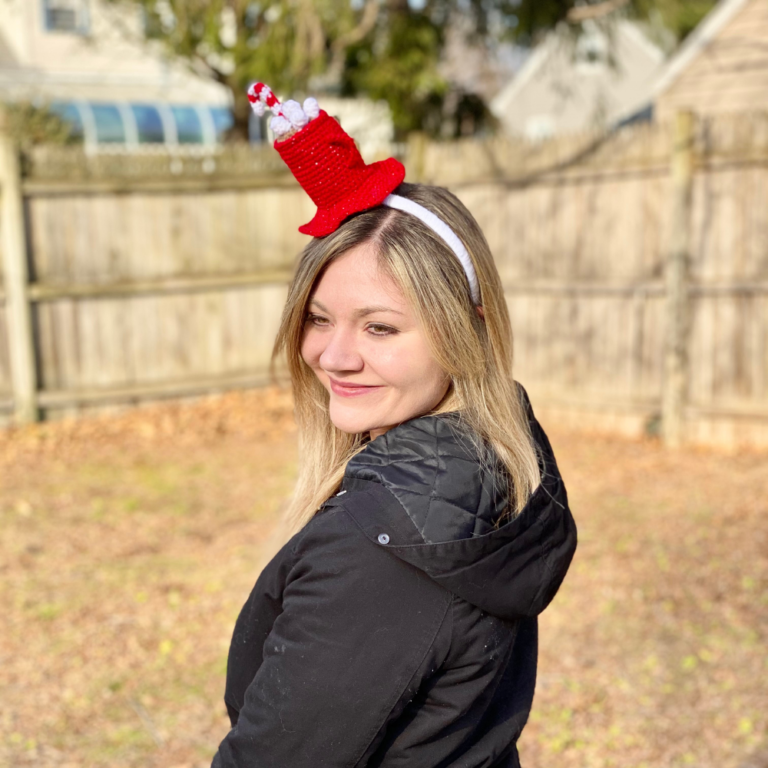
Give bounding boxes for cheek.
[300,328,324,368]
[377,338,444,392]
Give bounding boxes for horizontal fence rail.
[4,279,767,306]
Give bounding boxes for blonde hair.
[273,183,541,533]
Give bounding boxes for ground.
[0,387,766,768]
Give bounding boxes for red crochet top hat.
[248,83,405,237]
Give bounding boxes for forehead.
[310,243,408,311]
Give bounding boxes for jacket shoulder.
[341,414,509,545]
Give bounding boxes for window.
[41,101,229,148]
[131,104,166,144]
[171,106,203,144]
[249,111,267,143]
[210,108,234,143]
[90,104,125,144]
[43,0,89,34]
[49,102,85,141]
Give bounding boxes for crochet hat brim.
[298,157,406,237]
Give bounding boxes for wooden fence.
[415,113,768,448]
[1,111,767,448]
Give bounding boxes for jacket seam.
[354,601,452,768]
[351,576,453,768]
[348,452,478,470]
[352,480,430,545]
[461,619,522,754]
[339,507,452,768]
[448,593,458,661]
[422,423,443,542]
[353,480,489,522]
[345,479,508,548]
[526,513,553,615]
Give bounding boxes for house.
[491,19,668,140]
[0,0,395,157]
[0,0,232,151]
[653,0,768,121]
[438,17,527,137]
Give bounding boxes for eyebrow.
[309,298,404,318]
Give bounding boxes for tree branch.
[332,0,380,54]
[321,0,380,87]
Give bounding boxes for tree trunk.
[228,85,253,143]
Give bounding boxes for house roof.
[490,34,556,118]
[651,0,751,98]
[490,19,665,124]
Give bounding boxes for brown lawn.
[0,388,766,768]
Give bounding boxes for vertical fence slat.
[663,111,695,448]
[0,119,38,424]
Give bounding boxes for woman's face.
[300,242,450,440]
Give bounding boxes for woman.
[211,87,577,768]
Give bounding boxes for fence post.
[407,132,427,182]
[0,113,38,424]
[662,110,694,448]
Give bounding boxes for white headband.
[382,195,481,306]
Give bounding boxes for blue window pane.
[171,106,203,144]
[210,107,234,143]
[91,104,125,144]
[131,104,165,143]
[249,112,266,143]
[49,102,84,140]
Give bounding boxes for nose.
[318,326,364,374]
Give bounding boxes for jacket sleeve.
[211,502,452,768]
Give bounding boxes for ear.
[475,305,485,320]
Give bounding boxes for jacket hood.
[336,390,577,622]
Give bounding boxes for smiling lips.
[329,377,383,398]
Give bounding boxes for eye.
[306,313,329,327]
[367,323,398,337]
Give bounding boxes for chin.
[330,417,379,435]
[328,404,376,436]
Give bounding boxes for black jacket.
[212,392,577,768]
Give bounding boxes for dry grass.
[0,388,766,768]
[526,430,768,768]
